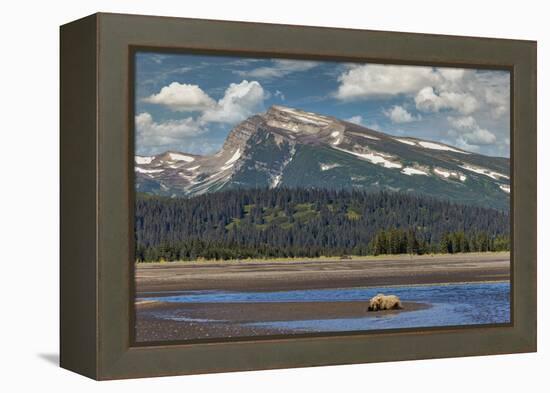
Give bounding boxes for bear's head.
[367,293,385,311]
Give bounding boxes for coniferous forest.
[134,188,510,262]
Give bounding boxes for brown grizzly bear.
[367,293,403,311]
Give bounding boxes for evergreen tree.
[134,188,510,261]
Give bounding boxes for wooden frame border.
[60,12,536,380]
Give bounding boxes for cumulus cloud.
[200,80,266,124]
[346,115,364,125]
[235,59,319,79]
[415,87,479,115]
[335,65,438,100]
[334,64,508,118]
[447,115,496,145]
[447,115,477,129]
[383,105,421,123]
[143,80,266,125]
[345,115,381,131]
[463,128,497,145]
[137,80,267,153]
[274,90,286,101]
[135,112,205,151]
[143,82,216,112]
[480,72,510,118]
[333,64,509,155]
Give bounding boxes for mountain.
[135,105,510,210]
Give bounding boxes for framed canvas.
[60,12,537,380]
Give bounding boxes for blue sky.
[135,52,510,157]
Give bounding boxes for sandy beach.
[136,252,510,294]
[134,252,510,343]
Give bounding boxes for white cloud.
[346,115,364,125]
[136,80,268,154]
[335,64,438,100]
[274,90,286,101]
[463,128,497,145]
[143,82,215,112]
[345,115,381,131]
[415,87,479,114]
[447,115,476,129]
[413,86,440,111]
[447,115,496,145]
[481,72,510,118]
[236,59,319,79]
[135,112,205,152]
[143,80,267,125]
[437,68,466,82]
[334,64,508,120]
[136,112,203,138]
[200,80,266,124]
[383,105,421,123]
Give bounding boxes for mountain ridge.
[135,105,510,210]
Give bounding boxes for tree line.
[135,188,510,262]
[368,227,509,256]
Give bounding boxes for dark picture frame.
[60,12,537,380]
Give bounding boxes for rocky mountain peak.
[220,115,264,152]
[262,105,342,136]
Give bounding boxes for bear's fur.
[367,293,403,311]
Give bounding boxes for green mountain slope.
[135,105,510,210]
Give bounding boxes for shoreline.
[136,251,509,266]
[137,279,510,297]
[136,252,510,294]
[135,300,431,342]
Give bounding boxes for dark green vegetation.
[135,188,509,262]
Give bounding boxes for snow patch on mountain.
[352,133,380,141]
[394,138,416,146]
[135,167,164,174]
[224,149,241,166]
[459,164,509,180]
[168,152,195,162]
[418,141,469,154]
[433,168,466,181]
[178,172,197,182]
[320,163,342,171]
[293,115,330,126]
[135,156,154,165]
[272,106,331,124]
[270,174,282,188]
[269,144,296,188]
[401,167,428,176]
[330,130,343,145]
[333,146,402,169]
[434,168,452,178]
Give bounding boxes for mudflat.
[135,300,430,342]
[136,252,510,294]
[134,252,509,342]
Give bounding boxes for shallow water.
[140,282,510,332]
